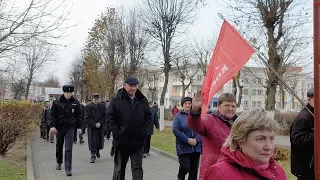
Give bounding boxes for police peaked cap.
[124,76,139,85]
[92,93,100,99]
[62,85,74,92]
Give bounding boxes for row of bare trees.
[0,0,72,100]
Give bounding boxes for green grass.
[0,160,26,180]
[151,126,176,155]
[151,127,295,179]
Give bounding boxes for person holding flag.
[188,19,255,180]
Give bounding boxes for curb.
[27,137,35,180]
[150,146,178,161]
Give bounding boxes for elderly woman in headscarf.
[204,109,286,180]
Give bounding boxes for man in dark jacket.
[48,85,82,176]
[85,93,105,163]
[106,76,151,180]
[143,106,159,158]
[104,100,112,140]
[290,88,314,180]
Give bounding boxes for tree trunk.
[280,84,285,109]
[265,84,277,110]
[232,78,237,96]
[181,81,186,98]
[25,77,32,100]
[236,78,243,108]
[160,63,170,105]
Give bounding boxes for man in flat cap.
[107,76,151,180]
[85,93,105,163]
[48,85,82,176]
[290,88,315,180]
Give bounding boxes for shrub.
[0,100,43,156]
[273,147,290,161]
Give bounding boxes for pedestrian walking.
[104,100,112,140]
[106,76,151,180]
[173,97,202,180]
[143,105,159,158]
[48,85,82,176]
[85,93,105,163]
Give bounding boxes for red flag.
[201,20,255,116]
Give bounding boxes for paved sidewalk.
[31,130,179,180]
[164,120,290,147]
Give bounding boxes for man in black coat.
[143,106,159,158]
[85,93,105,163]
[290,88,315,180]
[48,85,82,176]
[106,76,151,180]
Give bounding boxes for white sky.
[18,0,313,84]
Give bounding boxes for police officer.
[48,85,82,176]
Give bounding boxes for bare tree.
[145,70,159,104]
[42,75,60,88]
[142,0,201,106]
[0,0,72,56]
[23,42,54,100]
[223,0,312,111]
[171,52,199,98]
[69,55,85,97]
[11,78,26,100]
[119,9,148,78]
[193,38,215,76]
[232,71,244,107]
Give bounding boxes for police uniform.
[48,85,82,176]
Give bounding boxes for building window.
[244,89,248,95]
[257,101,261,107]
[197,75,203,81]
[258,89,262,95]
[244,78,249,84]
[252,78,257,84]
[258,78,262,84]
[244,101,248,107]
[252,89,256,96]
[252,101,256,107]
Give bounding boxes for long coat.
[85,102,105,152]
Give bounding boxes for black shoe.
[146,153,150,156]
[96,152,100,158]
[66,171,72,176]
[80,140,84,144]
[90,156,96,163]
[56,163,61,170]
[143,154,147,158]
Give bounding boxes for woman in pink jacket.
[204,109,286,180]
[188,92,237,180]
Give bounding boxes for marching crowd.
[39,76,315,180]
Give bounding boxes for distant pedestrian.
[144,106,159,158]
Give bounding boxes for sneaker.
[66,171,72,176]
[56,163,61,170]
[90,156,96,163]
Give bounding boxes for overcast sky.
[37,0,313,85]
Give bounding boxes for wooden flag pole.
[314,0,320,179]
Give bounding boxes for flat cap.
[62,85,74,92]
[307,88,314,98]
[92,93,100,99]
[124,76,139,85]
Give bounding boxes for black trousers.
[105,126,112,139]
[56,128,74,172]
[178,153,200,180]
[144,135,151,154]
[113,146,144,180]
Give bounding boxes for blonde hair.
[223,109,279,151]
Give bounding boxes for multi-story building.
[154,66,313,111]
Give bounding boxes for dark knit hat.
[62,85,74,92]
[307,88,314,98]
[181,97,192,106]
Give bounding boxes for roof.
[45,88,63,95]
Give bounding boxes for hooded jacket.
[204,147,286,180]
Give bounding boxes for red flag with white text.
[201,20,255,116]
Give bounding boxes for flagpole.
[314,0,320,179]
[217,13,314,116]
